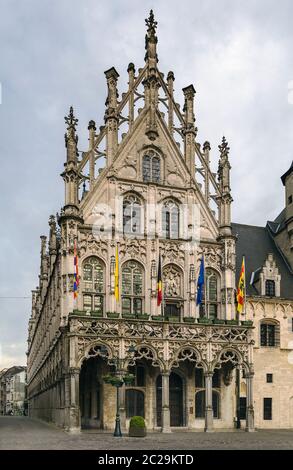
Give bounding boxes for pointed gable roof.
[281,160,293,185]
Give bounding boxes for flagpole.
[243,254,246,320]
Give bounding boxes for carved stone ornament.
[160,240,185,265]
[79,232,108,258]
[163,264,182,297]
[119,237,147,261]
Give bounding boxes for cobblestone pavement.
[1,417,293,450]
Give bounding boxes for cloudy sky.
[0,0,293,369]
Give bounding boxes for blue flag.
[196,257,205,306]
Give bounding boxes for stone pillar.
[161,372,171,433]
[104,67,119,166]
[64,368,81,433]
[182,85,197,177]
[245,372,255,432]
[167,71,175,136]
[127,63,135,130]
[204,372,214,432]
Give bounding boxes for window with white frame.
[123,194,142,235]
[142,152,160,183]
[82,257,104,314]
[162,199,179,239]
[122,260,144,316]
[200,269,220,319]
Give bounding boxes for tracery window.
[82,257,104,314]
[200,269,220,319]
[123,194,142,235]
[162,200,179,239]
[122,260,144,316]
[142,152,160,183]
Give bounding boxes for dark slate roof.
[232,223,293,300]
[281,160,293,185]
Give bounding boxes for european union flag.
[196,257,205,306]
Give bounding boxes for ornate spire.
[218,136,230,160]
[48,215,57,254]
[64,106,78,163]
[145,9,158,67]
[218,136,231,195]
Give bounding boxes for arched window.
[123,194,142,235]
[126,390,145,418]
[265,280,276,297]
[122,261,144,316]
[200,269,220,319]
[82,257,104,314]
[162,200,179,239]
[260,320,280,347]
[142,152,160,183]
[195,390,220,419]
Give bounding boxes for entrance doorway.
[156,372,184,426]
[79,357,102,429]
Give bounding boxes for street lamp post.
[101,345,136,437]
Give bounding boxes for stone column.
[245,372,255,432]
[161,372,171,433]
[64,368,81,433]
[204,372,214,432]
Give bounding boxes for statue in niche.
[164,266,181,297]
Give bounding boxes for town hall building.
[27,11,293,433]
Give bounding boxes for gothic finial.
[145,10,158,65]
[48,214,56,229]
[203,141,211,152]
[218,136,231,194]
[88,120,96,131]
[64,106,78,132]
[218,136,230,158]
[145,9,157,31]
[64,106,78,151]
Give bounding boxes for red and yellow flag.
[237,257,245,314]
[157,253,162,307]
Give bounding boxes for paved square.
[1,417,293,450]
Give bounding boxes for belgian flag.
[157,253,162,307]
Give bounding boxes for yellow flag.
[237,257,245,314]
[114,245,119,301]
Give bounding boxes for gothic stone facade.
[28,11,264,433]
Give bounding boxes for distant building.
[232,160,293,428]
[0,366,27,415]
